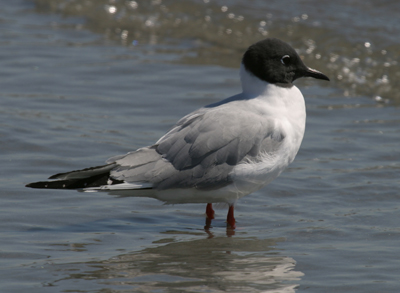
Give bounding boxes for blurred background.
[33,0,400,103]
[1,1,399,292]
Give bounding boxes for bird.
[26,38,329,229]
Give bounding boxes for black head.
[242,38,329,86]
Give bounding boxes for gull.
[26,38,329,229]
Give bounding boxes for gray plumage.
[108,100,285,191]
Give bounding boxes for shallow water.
[1,0,400,292]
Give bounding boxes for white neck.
[239,64,303,108]
[240,64,275,98]
[239,63,306,139]
[208,64,305,117]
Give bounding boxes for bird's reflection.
[204,219,235,237]
[51,231,303,292]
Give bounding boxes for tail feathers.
[26,163,123,189]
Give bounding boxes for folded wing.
[110,103,285,190]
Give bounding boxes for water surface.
[1,0,399,292]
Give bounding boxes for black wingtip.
[25,180,70,189]
[25,172,124,190]
[25,181,54,189]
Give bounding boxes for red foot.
[206,203,215,219]
[227,205,236,229]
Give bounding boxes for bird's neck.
[240,64,292,98]
[239,64,305,124]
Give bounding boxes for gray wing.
[109,103,285,190]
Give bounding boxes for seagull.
[26,38,329,229]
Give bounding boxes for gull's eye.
[281,55,290,65]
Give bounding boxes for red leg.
[227,205,236,229]
[204,203,215,230]
[206,203,215,219]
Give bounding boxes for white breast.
[229,69,306,197]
